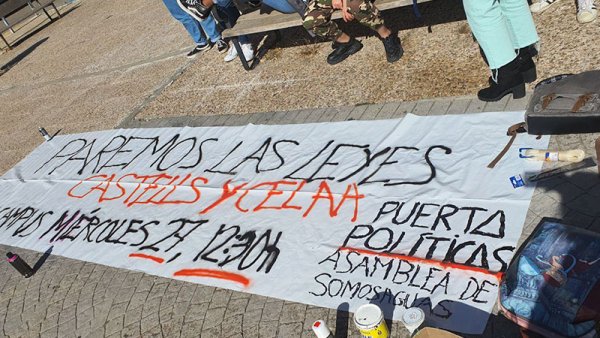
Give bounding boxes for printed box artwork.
[0,112,549,334]
[500,219,600,337]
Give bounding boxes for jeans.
[162,0,222,44]
[262,0,297,13]
[213,0,250,44]
[463,0,538,69]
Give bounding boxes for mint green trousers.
[463,0,539,69]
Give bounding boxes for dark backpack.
[499,218,600,337]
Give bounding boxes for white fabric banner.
[0,112,548,334]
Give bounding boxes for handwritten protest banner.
[0,112,548,333]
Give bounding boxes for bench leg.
[51,3,61,17]
[0,33,11,50]
[232,37,254,71]
[42,8,53,20]
[2,17,16,34]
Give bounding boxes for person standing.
[463,0,540,102]
[162,0,229,58]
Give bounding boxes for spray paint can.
[6,252,34,278]
[38,127,51,141]
[312,320,334,338]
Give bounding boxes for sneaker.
[186,42,211,58]
[241,43,254,62]
[530,0,560,13]
[223,43,254,62]
[327,38,363,65]
[577,0,598,23]
[178,0,212,21]
[215,39,229,53]
[382,34,403,63]
[224,45,238,62]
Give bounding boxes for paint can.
[38,127,51,141]
[402,307,425,335]
[353,304,389,338]
[312,320,334,338]
[6,252,34,278]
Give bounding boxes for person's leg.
[199,14,223,43]
[499,0,539,49]
[463,0,515,70]
[345,0,388,37]
[211,0,254,61]
[303,0,344,41]
[303,0,363,64]
[345,0,403,62]
[262,0,297,14]
[163,0,207,45]
[500,0,540,82]
[463,0,525,101]
[212,0,250,44]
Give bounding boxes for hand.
[341,0,354,21]
[332,0,342,9]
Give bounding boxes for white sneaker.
[223,43,255,63]
[577,0,598,23]
[224,45,238,62]
[530,0,560,13]
[241,43,254,62]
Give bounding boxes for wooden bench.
[219,0,432,70]
[0,0,61,49]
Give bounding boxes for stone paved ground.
[2,94,599,338]
[2,0,599,337]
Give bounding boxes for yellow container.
[353,304,389,338]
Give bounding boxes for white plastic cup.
[312,320,334,338]
[353,304,389,338]
[402,307,425,334]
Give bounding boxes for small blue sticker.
[510,175,525,188]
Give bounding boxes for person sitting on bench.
[303,0,403,65]
[178,0,255,62]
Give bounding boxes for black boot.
[381,34,403,63]
[327,38,363,65]
[483,44,538,84]
[516,45,537,83]
[478,57,525,102]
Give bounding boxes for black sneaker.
[215,39,229,53]
[382,34,403,63]
[327,38,363,65]
[186,42,211,58]
[178,0,212,21]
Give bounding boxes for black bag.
[525,70,600,135]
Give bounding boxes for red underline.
[128,253,165,264]
[339,247,503,280]
[174,268,251,287]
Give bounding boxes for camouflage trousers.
[302,0,384,40]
